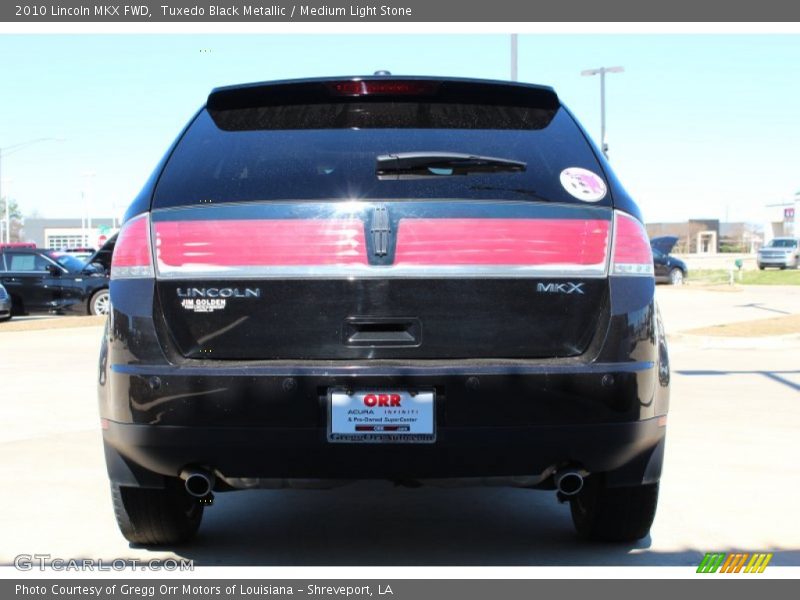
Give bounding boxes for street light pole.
[581,66,624,159]
[2,179,11,245]
[0,137,64,243]
[0,147,5,244]
[510,34,518,81]
[82,171,96,247]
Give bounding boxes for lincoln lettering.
[177,287,261,299]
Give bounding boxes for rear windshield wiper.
[376,152,526,180]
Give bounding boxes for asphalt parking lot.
[1,285,799,567]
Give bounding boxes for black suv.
[100,76,670,545]
[1,247,110,316]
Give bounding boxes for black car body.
[85,234,117,274]
[0,248,110,315]
[100,76,670,545]
[0,283,11,321]
[651,236,688,285]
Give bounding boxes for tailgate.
[153,200,611,360]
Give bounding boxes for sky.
[1,33,799,224]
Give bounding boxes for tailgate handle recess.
[344,317,421,347]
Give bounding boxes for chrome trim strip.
[154,263,609,280]
[113,360,654,377]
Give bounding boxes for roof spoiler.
[207,76,560,111]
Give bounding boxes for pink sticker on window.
[559,167,607,202]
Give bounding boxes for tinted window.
[7,253,51,272]
[154,105,607,209]
[768,239,797,248]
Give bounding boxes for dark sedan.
[651,236,688,285]
[0,247,110,316]
[0,283,11,321]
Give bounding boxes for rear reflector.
[612,211,654,276]
[110,213,153,279]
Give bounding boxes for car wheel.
[0,315,11,322]
[90,289,111,316]
[758,264,765,270]
[569,475,659,542]
[111,481,203,545]
[668,268,684,285]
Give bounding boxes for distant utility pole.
[0,137,63,243]
[581,66,624,159]
[82,171,96,246]
[1,178,11,243]
[510,34,518,81]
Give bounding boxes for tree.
[0,197,23,242]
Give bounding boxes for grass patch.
[684,313,800,337]
[687,269,800,286]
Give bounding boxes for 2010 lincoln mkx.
[99,76,670,545]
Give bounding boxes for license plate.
[328,390,435,443]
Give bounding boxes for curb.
[667,332,800,350]
[0,315,106,333]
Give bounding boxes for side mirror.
[48,265,62,277]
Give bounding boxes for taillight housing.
[110,213,153,279]
[611,211,654,277]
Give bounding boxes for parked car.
[62,247,97,261]
[84,234,117,274]
[650,236,688,285]
[0,283,11,321]
[0,247,110,316]
[99,76,670,545]
[757,237,800,270]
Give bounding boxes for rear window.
[153,99,608,209]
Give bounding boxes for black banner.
[2,0,800,22]
[4,580,795,600]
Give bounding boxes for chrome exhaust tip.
[180,468,215,498]
[555,469,584,496]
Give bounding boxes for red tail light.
[110,213,153,279]
[395,218,610,269]
[612,211,654,276]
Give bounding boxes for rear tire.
[0,315,10,322]
[111,481,203,545]
[89,289,111,316]
[569,476,659,542]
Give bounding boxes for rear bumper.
[100,359,668,488]
[103,417,666,486]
